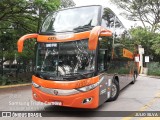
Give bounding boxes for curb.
[139,74,160,79]
[147,76,160,79]
[0,83,31,89]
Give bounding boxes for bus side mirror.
[100,30,112,37]
[17,33,38,53]
[88,26,112,50]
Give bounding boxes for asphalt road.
[0,75,160,120]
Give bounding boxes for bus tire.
[107,80,119,102]
[131,72,137,84]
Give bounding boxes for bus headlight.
[32,81,41,88]
[77,82,99,92]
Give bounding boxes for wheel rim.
[111,83,117,98]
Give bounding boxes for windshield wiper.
[65,72,87,79]
[72,72,87,79]
[73,25,94,31]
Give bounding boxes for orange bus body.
[17,5,138,109]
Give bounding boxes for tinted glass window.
[98,37,112,72]
[36,40,96,78]
[40,6,100,33]
[101,8,115,29]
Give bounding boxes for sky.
[73,0,140,29]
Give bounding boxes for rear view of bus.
[17,5,138,109]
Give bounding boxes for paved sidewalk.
[139,74,160,79]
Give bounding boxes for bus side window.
[113,43,124,60]
[98,37,112,72]
[98,50,105,71]
[102,8,115,29]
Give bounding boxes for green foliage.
[0,74,32,85]
[0,75,8,85]
[111,0,160,32]
[148,62,160,76]
[0,0,75,65]
[129,27,160,61]
[0,0,75,85]
[60,0,75,8]
[18,39,36,60]
[151,35,160,55]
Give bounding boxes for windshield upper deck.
[40,6,101,34]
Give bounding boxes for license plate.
[51,101,62,106]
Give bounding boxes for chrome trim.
[37,86,80,96]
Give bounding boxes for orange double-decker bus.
[17,5,138,109]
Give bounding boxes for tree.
[151,34,160,55]
[111,0,160,32]
[35,0,75,30]
[130,26,160,61]
[0,0,60,77]
[0,0,60,64]
[60,0,75,8]
[0,0,75,78]
[0,0,68,61]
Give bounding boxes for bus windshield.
[40,6,100,33]
[36,40,96,80]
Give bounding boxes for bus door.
[97,36,113,104]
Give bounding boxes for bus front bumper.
[32,86,99,109]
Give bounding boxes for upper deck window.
[40,6,100,34]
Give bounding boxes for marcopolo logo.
[53,90,58,95]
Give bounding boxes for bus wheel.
[107,80,119,102]
[131,72,137,84]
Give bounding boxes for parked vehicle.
[17,5,138,108]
